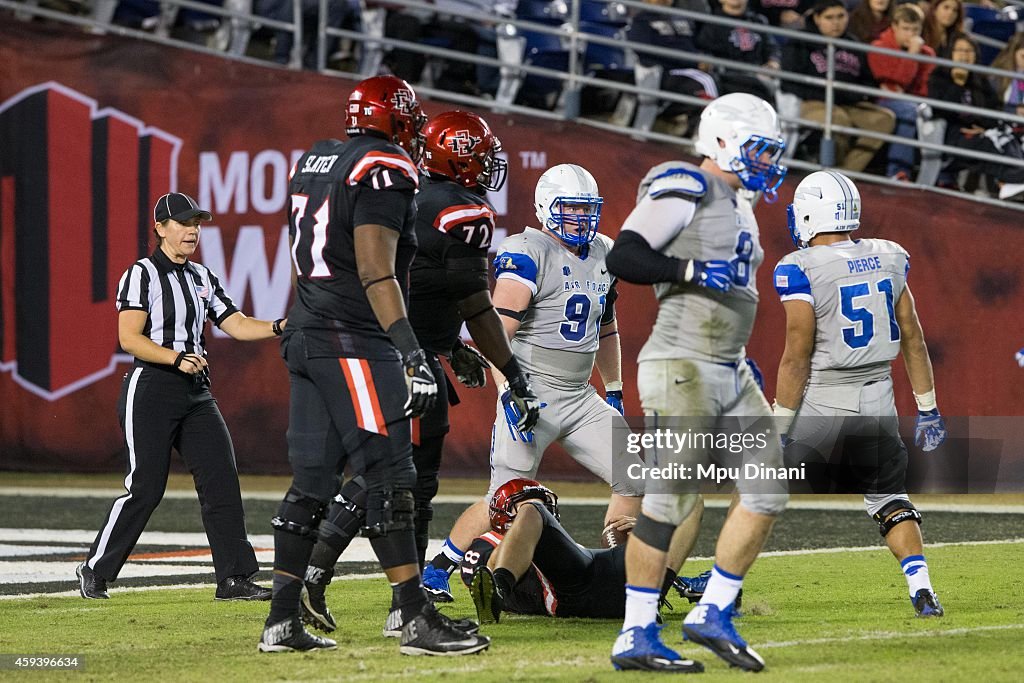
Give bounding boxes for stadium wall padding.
[1,22,1022,477]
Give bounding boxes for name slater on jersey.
[300,154,339,174]
[848,256,881,273]
[563,279,610,293]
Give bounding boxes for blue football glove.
[687,259,734,292]
[744,358,765,393]
[1016,347,1024,367]
[501,375,542,442]
[605,390,624,415]
[914,409,947,452]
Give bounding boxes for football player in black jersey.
[296,110,541,638]
[259,77,489,657]
[460,479,700,627]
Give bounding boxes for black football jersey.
[457,532,556,616]
[286,135,419,359]
[408,175,495,354]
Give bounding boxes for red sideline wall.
[1,22,1022,477]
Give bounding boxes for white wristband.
[605,381,623,392]
[914,389,937,412]
[772,400,796,435]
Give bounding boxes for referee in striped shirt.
[77,192,283,601]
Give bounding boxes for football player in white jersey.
[773,170,947,617]
[607,93,790,673]
[422,164,645,601]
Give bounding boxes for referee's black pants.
[85,363,259,583]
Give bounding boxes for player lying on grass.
[463,479,714,637]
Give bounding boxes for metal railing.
[6,0,1024,211]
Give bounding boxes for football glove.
[744,357,765,392]
[914,409,947,452]
[1016,347,1024,367]
[605,390,624,415]
[402,349,437,418]
[450,340,490,389]
[501,375,541,441]
[685,259,734,292]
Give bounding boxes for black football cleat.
[258,616,337,653]
[301,584,337,633]
[215,575,272,601]
[383,606,479,638]
[912,589,944,618]
[76,562,109,600]
[398,604,490,656]
[469,566,504,625]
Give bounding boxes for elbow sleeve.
[607,231,686,285]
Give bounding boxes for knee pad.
[738,492,789,516]
[319,476,368,545]
[632,512,677,552]
[641,492,699,526]
[871,499,921,537]
[362,488,416,539]
[271,487,328,538]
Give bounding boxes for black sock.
[267,530,314,624]
[391,576,428,621]
[660,568,677,601]
[429,554,458,574]
[492,567,516,597]
[305,542,337,586]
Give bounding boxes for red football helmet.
[345,75,427,162]
[489,478,559,533]
[421,111,508,191]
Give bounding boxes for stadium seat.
[579,22,633,117]
[517,0,569,25]
[517,29,571,110]
[580,0,628,28]
[964,3,1015,63]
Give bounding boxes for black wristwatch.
[272,318,284,336]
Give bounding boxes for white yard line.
[2,487,1024,512]
[760,623,1024,649]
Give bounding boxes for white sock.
[700,564,744,610]
[622,585,660,630]
[440,538,463,565]
[901,554,933,597]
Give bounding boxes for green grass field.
[2,541,1022,682]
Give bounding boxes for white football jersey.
[775,238,910,386]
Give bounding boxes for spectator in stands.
[781,0,895,172]
[628,0,721,126]
[257,0,358,69]
[869,2,935,180]
[927,34,1024,200]
[922,0,963,57]
[848,0,893,43]
[991,32,1024,116]
[753,0,815,29]
[381,2,482,94]
[696,0,780,103]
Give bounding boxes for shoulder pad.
[646,168,707,201]
[346,150,419,189]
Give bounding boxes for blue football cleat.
[611,623,704,673]
[912,589,944,618]
[422,564,454,603]
[674,571,743,610]
[683,604,765,672]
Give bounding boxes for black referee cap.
[154,192,213,223]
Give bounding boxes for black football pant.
[528,504,627,619]
[86,364,259,583]
[412,353,453,565]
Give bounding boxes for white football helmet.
[787,170,861,249]
[534,164,603,246]
[694,92,788,201]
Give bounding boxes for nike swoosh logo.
[674,377,690,384]
[600,269,608,275]
[727,644,740,655]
